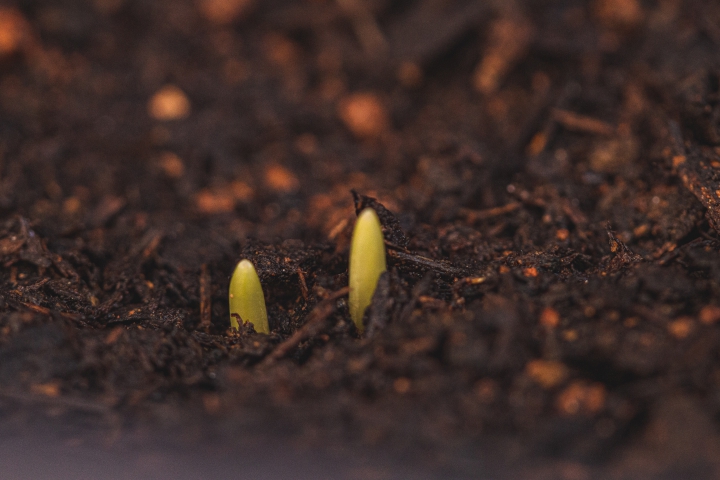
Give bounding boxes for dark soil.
[2,0,720,477]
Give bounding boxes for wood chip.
[523,267,538,278]
[557,381,607,416]
[0,8,30,56]
[393,377,411,394]
[30,382,60,398]
[540,307,560,329]
[526,359,569,389]
[473,17,534,94]
[231,180,254,201]
[197,0,253,24]
[159,152,185,178]
[461,202,521,223]
[338,92,388,139]
[148,85,191,121]
[196,188,235,214]
[104,326,124,345]
[699,305,720,325]
[264,164,299,193]
[668,317,694,339]
[594,0,643,27]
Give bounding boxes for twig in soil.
[655,237,715,265]
[297,267,309,301]
[123,229,165,259]
[522,82,580,159]
[17,277,50,291]
[473,16,534,94]
[551,109,615,135]
[460,202,521,223]
[0,388,111,414]
[199,264,211,333]
[327,218,349,241]
[19,301,81,321]
[387,249,466,277]
[5,291,87,325]
[262,287,349,365]
[139,230,164,259]
[384,240,410,254]
[667,120,720,234]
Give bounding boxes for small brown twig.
[551,108,615,136]
[140,231,164,259]
[5,292,87,325]
[460,202,521,223]
[387,249,466,277]
[262,286,349,365]
[0,388,111,414]
[384,240,410,254]
[297,267,309,301]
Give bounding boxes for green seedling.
[349,207,387,332]
[229,259,269,334]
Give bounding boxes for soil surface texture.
[2,0,720,478]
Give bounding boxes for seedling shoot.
[349,207,387,332]
[229,259,269,334]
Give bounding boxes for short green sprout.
[229,259,269,334]
[349,207,387,332]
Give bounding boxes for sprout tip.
[349,208,387,332]
[229,259,269,334]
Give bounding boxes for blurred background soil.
[2,0,720,478]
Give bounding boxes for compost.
[2,1,720,478]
